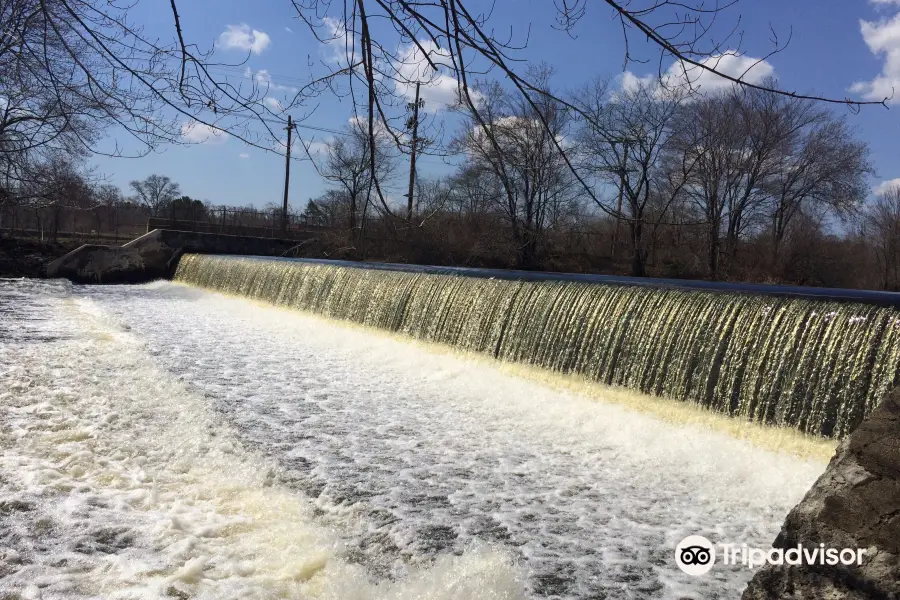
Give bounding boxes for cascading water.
[174,254,900,438]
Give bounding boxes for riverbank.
[0,237,80,278]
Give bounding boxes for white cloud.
[872,0,900,5]
[391,41,463,112]
[285,26,294,34]
[347,115,399,142]
[251,69,298,94]
[263,97,284,112]
[217,24,271,55]
[181,121,228,145]
[874,178,900,195]
[303,139,331,156]
[239,153,250,159]
[662,53,775,93]
[272,135,328,158]
[273,134,304,153]
[466,115,568,157]
[322,17,354,65]
[619,53,775,100]
[319,20,469,112]
[850,10,900,102]
[619,71,656,94]
[319,21,467,112]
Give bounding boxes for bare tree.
[91,183,123,236]
[722,86,829,264]
[129,175,181,217]
[864,186,900,291]
[284,0,887,219]
[764,119,872,264]
[575,79,693,276]
[455,67,577,268]
[3,0,886,221]
[0,0,304,196]
[321,120,396,235]
[304,190,346,227]
[16,152,93,240]
[670,84,843,278]
[447,162,502,227]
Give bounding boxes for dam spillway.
[174,253,900,438]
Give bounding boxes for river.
[0,279,827,599]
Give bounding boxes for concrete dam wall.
[173,253,900,438]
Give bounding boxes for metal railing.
[147,208,332,241]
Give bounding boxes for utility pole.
[282,114,294,233]
[405,82,421,225]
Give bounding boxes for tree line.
[0,167,213,240]
[297,70,894,289]
[1,0,896,290]
[1,63,894,291]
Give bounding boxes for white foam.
[0,279,829,598]
[0,281,527,599]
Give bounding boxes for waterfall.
[173,254,900,438]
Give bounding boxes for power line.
[206,66,314,87]
[297,124,350,136]
[254,116,349,137]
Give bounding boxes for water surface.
[0,280,826,599]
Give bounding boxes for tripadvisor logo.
[676,535,716,575]
[674,535,867,575]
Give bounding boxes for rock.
[742,387,900,600]
[0,237,80,278]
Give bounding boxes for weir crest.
[173,254,900,438]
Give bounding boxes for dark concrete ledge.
[742,387,900,599]
[46,230,304,284]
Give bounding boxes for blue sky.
[89,0,900,209]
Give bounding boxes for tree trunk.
[520,233,537,270]
[629,220,646,277]
[708,224,720,279]
[349,194,357,235]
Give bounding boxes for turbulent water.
[175,254,900,438]
[0,278,827,599]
